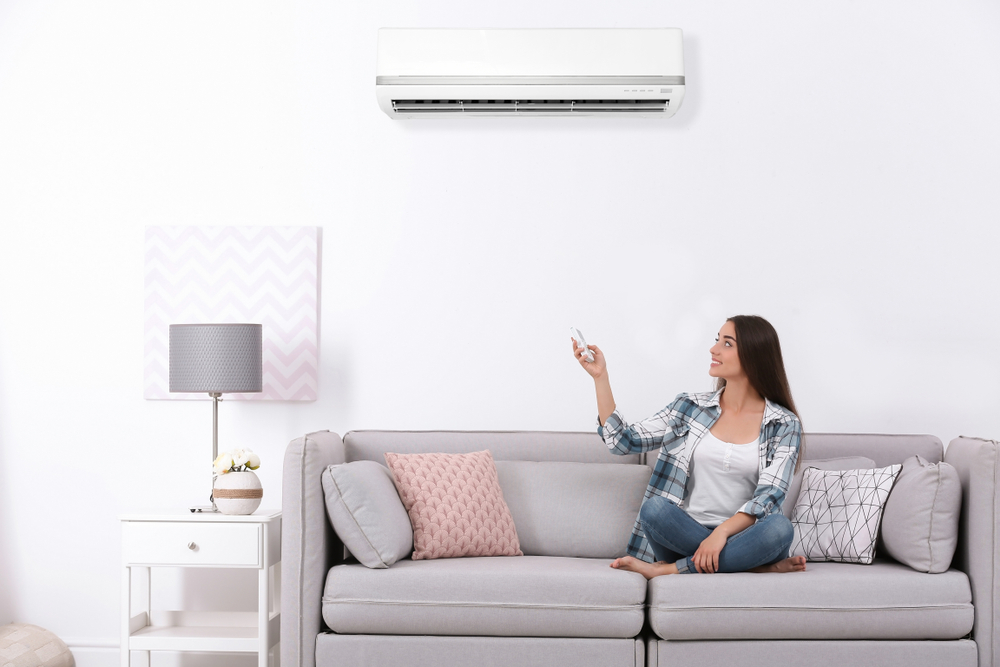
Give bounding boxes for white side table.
[120,510,281,667]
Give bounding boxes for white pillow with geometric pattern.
[790,464,902,564]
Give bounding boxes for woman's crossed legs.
[611,495,806,579]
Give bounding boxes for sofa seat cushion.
[648,559,973,641]
[323,556,647,638]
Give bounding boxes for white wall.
[1,0,998,663]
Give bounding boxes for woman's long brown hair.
[715,315,805,472]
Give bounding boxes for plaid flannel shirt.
[598,388,802,563]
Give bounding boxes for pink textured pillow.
[383,450,522,560]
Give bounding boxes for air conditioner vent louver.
[391,99,670,114]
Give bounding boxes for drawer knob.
[188,542,198,551]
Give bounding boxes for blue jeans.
[638,495,793,574]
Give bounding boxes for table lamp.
[169,323,263,512]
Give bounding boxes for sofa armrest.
[945,436,999,667]
[281,430,345,667]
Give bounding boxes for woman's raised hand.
[572,338,606,378]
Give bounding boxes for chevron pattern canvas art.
[789,463,901,564]
[144,226,319,401]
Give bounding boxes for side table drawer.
[123,521,261,567]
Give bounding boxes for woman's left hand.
[692,530,728,574]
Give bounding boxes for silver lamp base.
[190,493,219,513]
[190,487,219,513]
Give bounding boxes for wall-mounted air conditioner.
[376,28,685,119]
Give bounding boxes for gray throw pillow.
[782,456,877,519]
[880,455,962,573]
[321,461,413,568]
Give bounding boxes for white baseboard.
[67,645,118,667]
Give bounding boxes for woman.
[574,315,807,579]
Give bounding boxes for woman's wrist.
[716,512,756,538]
[594,373,615,426]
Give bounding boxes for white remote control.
[570,327,594,362]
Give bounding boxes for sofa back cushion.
[343,430,640,465]
[494,460,649,558]
[335,431,944,560]
[801,433,943,467]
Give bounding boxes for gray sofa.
[281,430,1000,667]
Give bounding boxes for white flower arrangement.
[214,448,261,475]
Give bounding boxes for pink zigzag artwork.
[144,226,319,401]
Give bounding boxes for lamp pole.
[210,391,221,512]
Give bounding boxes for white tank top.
[685,430,760,527]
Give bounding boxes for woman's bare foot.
[610,556,678,580]
[750,555,807,573]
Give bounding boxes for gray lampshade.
[169,324,263,393]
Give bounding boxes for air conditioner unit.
[376,28,685,119]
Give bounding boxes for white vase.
[213,471,263,515]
